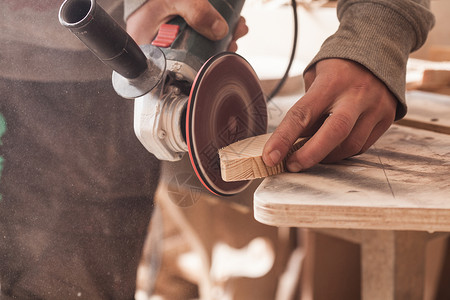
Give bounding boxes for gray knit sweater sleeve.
[124,0,148,20]
[305,0,435,119]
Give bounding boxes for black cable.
[266,0,298,102]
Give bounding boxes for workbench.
[253,91,450,300]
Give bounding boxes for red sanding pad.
[186,52,267,196]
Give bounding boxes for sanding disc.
[186,52,267,196]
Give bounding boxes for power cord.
[266,0,298,102]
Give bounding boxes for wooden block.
[429,45,450,62]
[219,133,308,182]
[422,69,450,86]
[417,69,450,95]
[395,91,450,135]
[406,59,450,95]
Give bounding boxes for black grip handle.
[59,0,147,79]
[165,0,246,65]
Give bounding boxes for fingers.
[286,104,359,171]
[320,115,374,163]
[321,110,393,163]
[286,94,395,170]
[126,1,169,44]
[233,17,249,40]
[262,82,332,167]
[174,0,229,40]
[263,58,398,172]
[127,0,248,47]
[320,79,397,163]
[262,61,346,167]
[228,17,248,52]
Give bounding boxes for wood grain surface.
[219,133,308,182]
[254,125,450,231]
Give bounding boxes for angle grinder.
[59,0,267,196]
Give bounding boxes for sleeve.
[124,0,148,20]
[305,0,435,119]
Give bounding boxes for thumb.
[174,0,229,40]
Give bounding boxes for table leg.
[361,230,429,300]
[304,229,449,300]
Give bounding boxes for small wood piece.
[428,45,450,62]
[219,133,308,182]
[417,69,450,95]
[406,59,450,95]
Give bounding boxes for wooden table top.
[254,125,450,232]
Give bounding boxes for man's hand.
[262,58,398,172]
[126,0,248,51]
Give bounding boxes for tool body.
[59,0,267,195]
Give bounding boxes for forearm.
[306,0,435,119]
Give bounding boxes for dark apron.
[0,77,160,299]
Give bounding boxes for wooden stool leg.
[361,231,429,300]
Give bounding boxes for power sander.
[59,0,267,196]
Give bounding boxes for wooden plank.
[360,231,429,300]
[406,59,450,95]
[219,133,308,182]
[395,91,450,135]
[396,118,450,135]
[429,45,450,62]
[416,69,450,95]
[254,125,450,232]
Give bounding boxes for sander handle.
[59,0,148,80]
[163,0,245,66]
[59,0,245,80]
